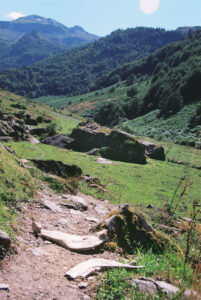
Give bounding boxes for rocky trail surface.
[0,184,125,300]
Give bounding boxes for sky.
[0,0,201,36]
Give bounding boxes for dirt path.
[29,135,45,159]
[0,184,120,300]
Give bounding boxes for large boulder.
[70,122,146,164]
[141,140,165,161]
[94,204,182,254]
[31,159,82,178]
[70,123,108,152]
[43,134,74,149]
[0,231,11,259]
[104,130,146,164]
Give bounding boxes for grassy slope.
[0,145,35,235]
[0,90,81,235]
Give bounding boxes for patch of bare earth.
[0,184,120,300]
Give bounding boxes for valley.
[0,11,200,299]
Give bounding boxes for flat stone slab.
[96,157,113,164]
[0,284,10,291]
[38,228,107,252]
[65,258,144,280]
[42,199,62,213]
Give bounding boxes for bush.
[100,146,112,158]
[127,87,138,98]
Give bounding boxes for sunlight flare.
[140,0,160,14]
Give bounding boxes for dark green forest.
[0,27,183,98]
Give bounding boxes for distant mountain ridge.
[0,15,99,70]
[0,15,99,45]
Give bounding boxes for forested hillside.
[0,27,183,97]
[86,30,201,126]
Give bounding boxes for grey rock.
[61,195,88,211]
[32,247,50,256]
[85,217,99,223]
[43,134,74,149]
[58,219,69,226]
[78,282,88,289]
[131,278,197,297]
[32,222,42,234]
[42,200,62,213]
[0,231,11,259]
[0,284,10,291]
[86,148,100,156]
[94,204,109,216]
[141,140,165,161]
[83,296,90,300]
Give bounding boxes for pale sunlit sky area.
[0,0,201,36]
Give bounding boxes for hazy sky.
[0,0,201,36]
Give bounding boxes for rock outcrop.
[42,121,165,164]
[31,159,82,178]
[94,204,182,254]
[69,121,165,164]
[70,122,147,164]
[141,140,165,161]
[0,115,29,141]
[43,135,74,148]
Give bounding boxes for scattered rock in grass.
[157,224,179,235]
[0,231,11,259]
[65,258,144,280]
[96,157,113,164]
[86,148,100,156]
[131,277,199,298]
[42,199,62,213]
[0,284,10,291]
[4,146,15,154]
[28,135,40,145]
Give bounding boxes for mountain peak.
[14,15,64,27]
